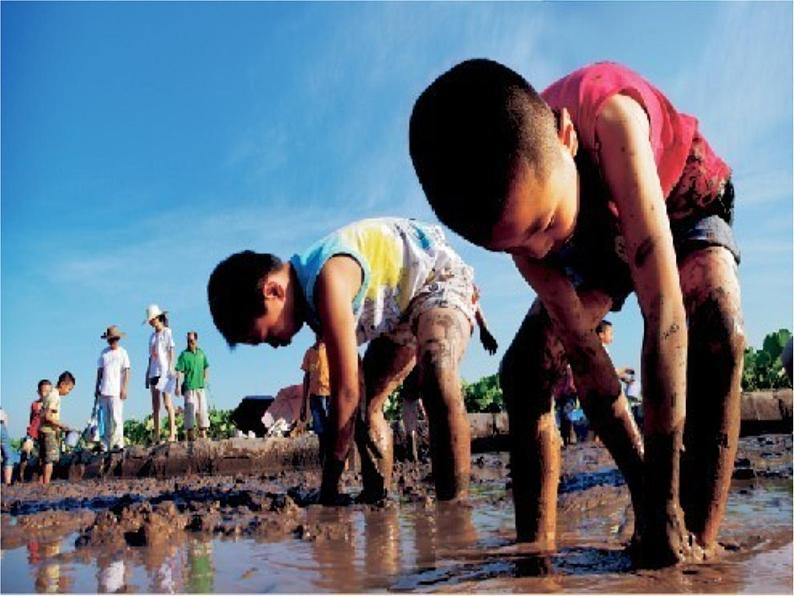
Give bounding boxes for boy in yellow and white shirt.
[209,217,495,504]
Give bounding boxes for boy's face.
[486,109,579,259]
[38,384,52,399]
[58,381,75,396]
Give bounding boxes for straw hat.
[143,304,168,324]
[100,325,126,340]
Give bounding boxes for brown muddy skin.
[354,309,472,504]
[679,250,745,551]
[415,308,472,502]
[357,336,415,502]
[501,298,646,551]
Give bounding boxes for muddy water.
[1,436,791,593]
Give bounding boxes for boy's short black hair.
[207,251,283,347]
[38,379,52,392]
[596,320,613,335]
[57,371,76,387]
[409,58,559,245]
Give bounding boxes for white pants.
[100,395,124,449]
[184,388,209,430]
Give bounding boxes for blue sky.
[2,2,791,438]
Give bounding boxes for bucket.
[64,430,81,448]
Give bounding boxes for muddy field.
[1,434,791,593]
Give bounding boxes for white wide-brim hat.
[143,303,168,324]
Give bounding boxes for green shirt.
[176,348,209,390]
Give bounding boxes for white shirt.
[147,327,175,378]
[98,346,131,397]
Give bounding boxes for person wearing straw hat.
[144,304,177,444]
[95,325,131,451]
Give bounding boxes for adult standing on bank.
[95,325,131,451]
[144,304,177,444]
[175,331,210,440]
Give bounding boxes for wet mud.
[1,434,791,593]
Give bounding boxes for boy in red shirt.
[410,60,743,567]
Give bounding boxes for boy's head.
[409,58,579,258]
[208,251,303,348]
[186,331,199,350]
[37,379,52,398]
[56,371,76,396]
[596,320,614,345]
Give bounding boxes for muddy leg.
[575,377,645,546]
[679,247,744,552]
[416,308,472,501]
[500,300,565,548]
[357,337,416,502]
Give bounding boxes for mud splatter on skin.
[417,309,471,501]
[640,430,689,568]
[634,236,656,268]
[663,323,681,341]
[500,302,565,545]
[358,336,415,503]
[680,288,744,549]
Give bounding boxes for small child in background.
[39,371,76,484]
[299,337,332,464]
[19,379,51,481]
[208,217,497,504]
[410,59,743,566]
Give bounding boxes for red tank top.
[542,62,731,221]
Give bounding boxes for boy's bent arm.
[314,256,363,498]
[595,94,688,433]
[512,257,618,395]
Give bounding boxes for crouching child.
[208,217,496,504]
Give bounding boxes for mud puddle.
[1,435,791,593]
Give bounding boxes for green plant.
[462,374,503,413]
[742,328,792,391]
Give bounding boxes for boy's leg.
[678,247,744,552]
[151,387,162,443]
[415,307,471,501]
[358,336,416,501]
[500,299,566,547]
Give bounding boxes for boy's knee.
[689,289,745,359]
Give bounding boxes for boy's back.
[290,217,477,344]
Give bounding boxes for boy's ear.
[557,107,578,158]
[262,279,286,302]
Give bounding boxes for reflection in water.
[363,504,401,583]
[31,540,71,593]
[185,537,214,593]
[97,558,125,594]
[2,471,790,593]
[308,506,357,592]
